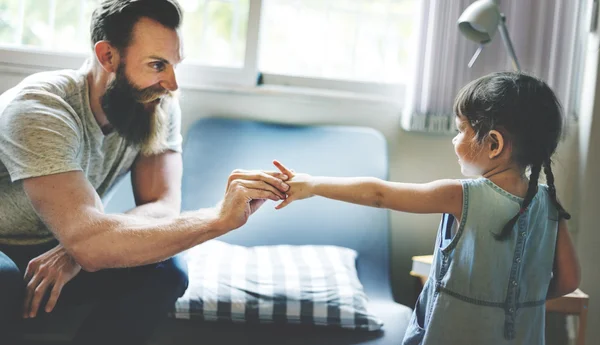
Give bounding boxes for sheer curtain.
[402,0,583,133]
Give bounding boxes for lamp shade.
[458,0,500,44]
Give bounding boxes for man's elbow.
[62,231,107,272]
[67,244,103,272]
[77,251,108,272]
[69,238,127,272]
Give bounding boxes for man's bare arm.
[126,150,182,218]
[23,169,288,272]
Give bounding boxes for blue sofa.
[24,117,412,344]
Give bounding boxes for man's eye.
[151,62,165,71]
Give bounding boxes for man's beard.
[100,64,174,156]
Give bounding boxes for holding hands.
[217,160,318,233]
[272,160,314,209]
[217,168,290,231]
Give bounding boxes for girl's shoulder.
[463,178,528,202]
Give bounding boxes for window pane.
[0,0,250,69]
[0,0,98,52]
[180,0,249,68]
[259,0,419,84]
[0,0,21,45]
[53,0,97,52]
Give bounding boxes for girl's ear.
[487,130,505,159]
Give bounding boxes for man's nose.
[159,66,179,92]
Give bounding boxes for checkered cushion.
[173,240,383,331]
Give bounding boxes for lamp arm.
[468,45,485,68]
[498,13,521,71]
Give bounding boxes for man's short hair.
[91,0,183,52]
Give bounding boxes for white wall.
[0,66,580,309]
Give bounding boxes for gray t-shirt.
[0,63,183,245]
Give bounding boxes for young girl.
[272,72,580,345]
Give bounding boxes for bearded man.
[0,1,289,344]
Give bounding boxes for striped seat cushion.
[173,240,383,331]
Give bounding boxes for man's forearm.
[68,208,226,272]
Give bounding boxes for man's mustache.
[133,86,174,104]
[133,87,171,103]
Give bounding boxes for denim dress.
[403,178,559,345]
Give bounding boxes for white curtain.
[402,0,583,133]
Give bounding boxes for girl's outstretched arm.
[547,219,580,299]
[273,160,463,219]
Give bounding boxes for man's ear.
[487,130,505,159]
[94,41,120,73]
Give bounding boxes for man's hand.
[23,244,81,318]
[273,160,315,209]
[217,169,289,231]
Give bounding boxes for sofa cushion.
[173,240,383,331]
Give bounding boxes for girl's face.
[452,115,488,177]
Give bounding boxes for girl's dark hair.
[91,0,183,53]
[453,72,571,240]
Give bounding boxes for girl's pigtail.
[543,159,571,221]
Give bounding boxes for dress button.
[512,280,517,286]
[516,258,521,263]
[521,231,526,237]
[509,308,514,313]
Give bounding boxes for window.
[0,0,250,66]
[259,0,418,85]
[0,0,419,96]
[0,0,98,52]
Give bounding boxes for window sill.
[180,82,403,107]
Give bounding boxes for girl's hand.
[272,160,314,209]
